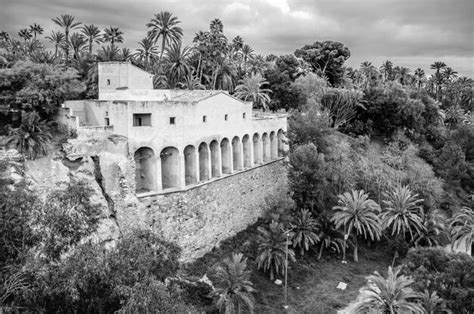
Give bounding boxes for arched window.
[270,131,277,159]
[184,145,197,186]
[210,140,220,178]
[160,146,180,189]
[221,138,232,174]
[277,129,285,157]
[253,133,262,164]
[232,136,242,171]
[262,132,270,162]
[242,134,251,168]
[134,147,157,193]
[198,142,210,181]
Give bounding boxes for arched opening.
[184,145,197,186]
[277,129,285,157]
[221,138,232,174]
[253,133,261,164]
[232,136,242,171]
[134,147,157,193]
[198,142,210,182]
[270,131,277,159]
[262,132,270,162]
[242,134,251,168]
[160,146,180,189]
[210,140,220,178]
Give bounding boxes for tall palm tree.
[443,67,458,83]
[430,61,447,101]
[135,37,159,70]
[29,23,43,40]
[18,28,32,42]
[210,18,224,34]
[178,71,205,90]
[103,27,123,49]
[315,215,345,260]
[414,68,425,90]
[232,35,244,51]
[68,33,86,60]
[352,266,424,314]
[147,11,183,60]
[380,60,393,82]
[45,31,65,58]
[412,209,446,247]
[212,253,255,314]
[81,24,102,54]
[97,45,121,62]
[381,186,424,242]
[331,190,382,262]
[0,31,10,42]
[52,14,82,64]
[234,72,272,111]
[240,44,255,74]
[120,47,133,62]
[163,42,192,88]
[449,206,473,252]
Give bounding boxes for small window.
[170,117,176,125]
[203,115,207,123]
[105,111,109,117]
[107,79,111,86]
[243,112,246,119]
[224,114,228,121]
[133,113,151,126]
[104,118,110,126]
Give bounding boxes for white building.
[64,62,287,196]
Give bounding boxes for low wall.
[130,160,287,261]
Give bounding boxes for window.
[243,112,246,119]
[133,113,151,126]
[224,114,228,121]
[104,118,110,126]
[203,115,207,123]
[170,117,176,125]
[105,111,109,117]
[107,79,111,86]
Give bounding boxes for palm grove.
[0,11,473,313]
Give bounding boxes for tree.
[234,72,271,110]
[294,41,351,86]
[412,209,447,247]
[29,23,43,40]
[68,33,86,60]
[6,111,51,159]
[443,67,458,83]
[52,14,82,64]
[430,61,447,101]
[414,68,425,90]
[380,60,393,82]
[97,45,121,62]
[163,42,192,88]
[381,185,424,242]
[256,221,295,280]
[134,37,159,71]
[212,253,255,314]
[103,27,123,49]
[449,206,473,252]
[45,31,65,58]
[420,290,447,314]
[352,266,423,314]
[81,24,102,54]
[315,214,344,259]
[147,11,183,60]
[18,29,32,42]
[331,190,382,262]
[240,44,254,74]
[290,209,320,255]
[320,88,364,129]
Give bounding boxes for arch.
[184,145,197,186]
[270,131,277,159]
[198,142,210,181]
[134,147,157,193]
[210,140,220,178]
[262,132,270,162]
[242,134,251,168]
[221,138,232,174]
[253,133,262,164]
[232,136,243,171]
[160,146,180,189]
[277,129,285,157]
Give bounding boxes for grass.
[182,220,392,313]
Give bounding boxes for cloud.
[1,0,473,76]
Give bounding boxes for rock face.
[20,130,288,261]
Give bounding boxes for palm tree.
[290,209,320,255]
[135,37,159,70]
[256,221,295,280]
[179,71,205,90]
[449,206,473,252]
[18,28,32,41]
[380,60,393,82]
[29,23,43,40]
[315,215,345,260]
[0,31,10,42]
[234,72,272,111]
[331,190,382,262]
[6,111,52,160]
[210,18,224,34]
[103,27,124,49]
[430,61,447,101]
[97,45,121,62]
[420,290,447,314]
[412,209,447,247]
[212,253,255,314]
[443,67,458,83]
[164,42,192,88]
[147,11,183,60]
[68,33,86,60]
[352,266,423,314]
[232,35,244,51]
[45,31,65,58]
[414,68,425,90]
[119,47,133,62]
[52,14,82,64]
[381,185,424,242]
[240,44,255,74]
[81,24,102,54]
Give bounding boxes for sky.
[1,0,473,77]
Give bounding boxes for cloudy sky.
[2,0,473,76]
